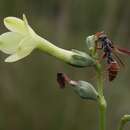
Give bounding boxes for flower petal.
[5,49,33,62]
[22,14,36,37]
[4,17,27,35]
[5,37,37,62]
[0,32,23,54]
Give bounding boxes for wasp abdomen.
[107,61,120,81]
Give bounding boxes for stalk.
[36,35,96,67]
[37,35,74,62]
[96,63,107,130]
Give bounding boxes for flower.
[0,14,38,62]
[0,14,96,67]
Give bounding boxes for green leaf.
[0,32,23,54]
[70,80,98,100]
[5,36,36,62]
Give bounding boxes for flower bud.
[121,115,130,123]
[57,73,98,101]
[70,80,98,100]
[69,49,96,67]
[86,35,97,55]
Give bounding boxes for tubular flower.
[0,14,96,68]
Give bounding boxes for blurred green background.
[0,0,130,130]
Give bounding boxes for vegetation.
[0,15,130,130]
[0,0,130,130]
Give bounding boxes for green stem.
[96,64,107,130]
[37,35,74,63]
[118,115,130,130]
[36,35,96,67]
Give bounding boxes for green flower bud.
[70,80,98,101]
[119,114,130,130]
[121,115,130,123]
[57,73,98,101]
[86,35,97,55]
[69,49,96,67]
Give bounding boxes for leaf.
[0,32,23,54]
[70,80,98,100]
[5,36,37,62]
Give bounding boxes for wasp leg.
[96,52,107,64]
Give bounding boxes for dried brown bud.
[57,73,70,88]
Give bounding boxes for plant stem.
[37,35,74,62]
[36,35,96,67]
[96,64,107,130]
[118,115,130,130]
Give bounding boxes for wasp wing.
[112,49,125,67]
[113,46,130,55]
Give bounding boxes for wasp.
[95,31,130,81]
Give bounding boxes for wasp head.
[95,31,107,41]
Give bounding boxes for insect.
[107,61,120,81]
[94,31,130,81]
